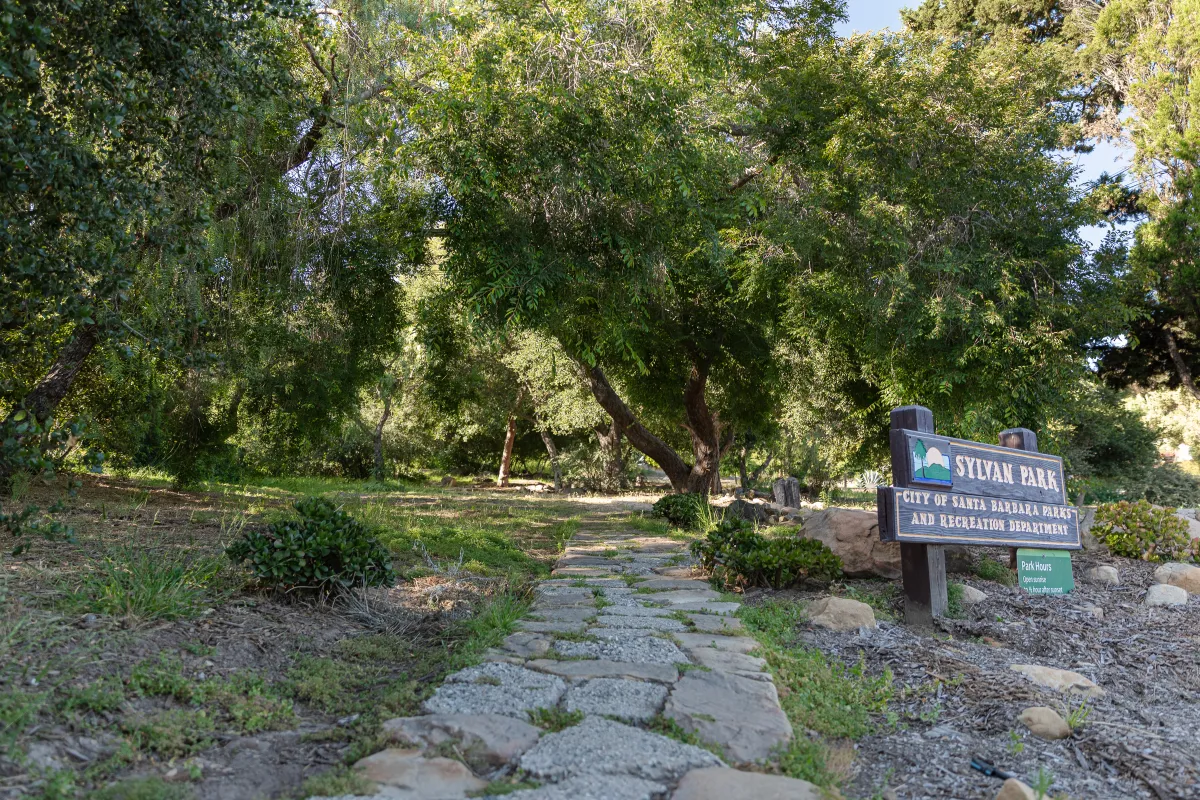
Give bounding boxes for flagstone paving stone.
[323,513,796,800]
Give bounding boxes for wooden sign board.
[1016,548,1075,595]
[877,405,1081,628]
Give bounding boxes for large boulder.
[799,508,901,579]
[1153,562,1200,594]
[718,498,772,524]
[1174,508,1200,541]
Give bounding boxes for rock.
[382,714,541,768]
[1175,508,1200,540]
[663,670,793,763]
[995,778,1037,800]
[958,585,987,605]
[944,545,974,574]
[807,596,877,631]
[799,508,901,579]
[641,589,722,604]
[525,659,678,684]
[721,498,772,524]
[594,614,687,631]
[687,647,769,677]
[600,604,676,617]
[423,662,567,718]
[672,766,823,799]
[554,633,689,665]
[672,633,759,654]
[671,602,741,615]
[483,774,666,800]
[686,613,744,633]
[1017,706,1071,740]
[1145,583,1189,607]
[772,476,802,509]
[354,748,487,798]
[26,742,64,771]
[439,476,456,488]
[634,578,711,591]
[1153,562,1200,594]
[1083,565,1120,586]
[565,678,668,722]
[1009,664,1104,697]
[1078,506,1100,551]
[501,632,552,658]
[519,717,722,782]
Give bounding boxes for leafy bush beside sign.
[690,519,842,590]
[1092,500,1197,562]
[226,497,397,590]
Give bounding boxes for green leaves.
[226,497,397,591]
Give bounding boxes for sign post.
[877,406,1081,628]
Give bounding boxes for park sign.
[878,430,1081,550]
[878,406,1080,628]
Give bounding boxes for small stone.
[354,748,487,797]
[673,633,759,654]
[686,613,744,633]
[423,663,566,718]
[565,678,668,722]
[1009,664,1104,697]
[664,670,793,763]
[525,659,678,684]
[996,778,1037,800]
[1145,583,1188,607]
[958,585,987,605]
[1083,565,1120,586]
[486,774,666,800]
[382,713,541,768]
[1153,562,1200,594]
[672,766,823,800]
[641,589,722,604]
[595,614,687,631]
[554,634,688,665]
[502,632,552,658]
[807,596,876,631]
[519,717,722,782]
[633,578,712,591]
[1018,706,1071,740]
[686,647,768,676]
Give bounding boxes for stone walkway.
[317,516,821,799]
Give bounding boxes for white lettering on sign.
[1018,464,1060,492]
[955,455,1016,485]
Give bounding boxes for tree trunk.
[749,451,774,486]
[373,391,393,482]
[581,364,692,492]
[681,363,721,496]
[738,440,749,488]
[6,323,100,427]
[539,429,562,490]
[594,418,625,492]
[1165,327,1200,401]
[497,388,524,487]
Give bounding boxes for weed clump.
[226,497,396,591]
[690,519,841,590]
[1092,500,1196,562]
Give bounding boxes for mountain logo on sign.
[913,439,952,485]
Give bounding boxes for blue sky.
[837,1,1133,247]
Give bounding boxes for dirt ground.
[0,476,656,800]
[746,546,1200,800]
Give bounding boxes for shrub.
[1092,500,1196,562]
[651,493,705,529]
[226,497,396,590]
[690,519,841,590]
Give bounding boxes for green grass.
[844,584,899,622]
[645,715,724,758]
[946,583,965,618]
[294,766,376,798]
[974,556,1017,586]
[527,707,584,731]
[739,599,893,787]
[122,709,215,757]
[60,543,230,622]
[88,777,193,800]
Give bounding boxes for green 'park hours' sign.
[1016,549,1075,595]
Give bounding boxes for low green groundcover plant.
[650,493,705,529]
[1092,499,1197,562]
[690,519,842,590]
[227,497,397,590]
